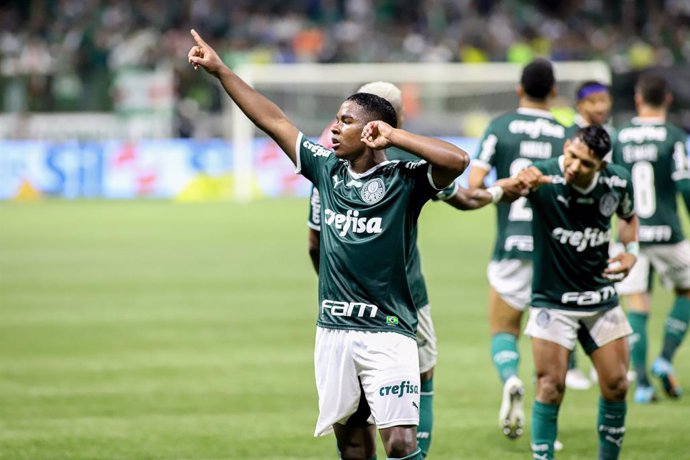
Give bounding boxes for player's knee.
[382,427,417,458]
[536,374,565,404]
[601,374,628,401]
[338,444,366,460]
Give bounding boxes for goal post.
[228,61,611,202]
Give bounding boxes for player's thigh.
[356,332,420,430]
[647,240,690,290]
[580,306,632,392]
[613,243,651,296]
[590,336,630,400]
[313,327,364,437]
[333,400,377,460]
[415,304,437,374]
[487,259,531,334]
[489,289,524,335]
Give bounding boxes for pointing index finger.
[190,29,206,47]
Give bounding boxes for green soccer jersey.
[297,134,440,338]
[529,157,635,311]
[306,146,458,311]
[474,108,568,260]
[612,117,690,245]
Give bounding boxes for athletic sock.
[491,333,519,383]
[388,448,422,460]
[661,297,690,362]
[532,400,560,460]
[627,311,650,386]
[598,398,626,460]
[531,401,559,460]
[417,378,433,458]
[568,350,577,370]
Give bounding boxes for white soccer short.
[487,259,533,311]
[524,306,632,353]
[313,327,420,437]
[613,240,690,294]
[416,304,438,374]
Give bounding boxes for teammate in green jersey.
[566,80,616,391]
[574,81,614,131]
[469,58,569,440]
[188,31,470,460]
[307,81,517,458]
[612,73,690,404]
[503,125,640,460]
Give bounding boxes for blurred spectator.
[0,0,689,113]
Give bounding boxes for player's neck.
[349,149,387,173]
[636,106,666,120]
[519,98,550,111]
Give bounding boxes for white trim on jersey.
[426,164,444,191]
[347,160,395,179]
[436,181,459,201]
[294,132,304,174]
[517,107,554,119]
[631,116,666,125]
[307,221,321,231]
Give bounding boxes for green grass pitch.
[1,200,688,459]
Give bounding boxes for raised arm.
[188,29,300,164]
[360,121,469,188]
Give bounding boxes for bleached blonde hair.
[357,81,403,127]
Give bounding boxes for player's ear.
[516,84,524,98]
[563,138,571,154]
[549,86,557,99]
[634,92,643,109]
[596,158,607,172]
[665,92,673,107]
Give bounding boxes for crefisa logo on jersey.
[361,178,386,204]
[599,192,619,217]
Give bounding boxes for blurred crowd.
[1,0,690,113]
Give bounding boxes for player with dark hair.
[565,79,616,391]
[575,81,614,129]
[612,73,690,403]
[469,57,569,440]
[188,31,470,460]
[503,125,639,459]
[307,81,520,458]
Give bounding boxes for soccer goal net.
[227,61,610,201]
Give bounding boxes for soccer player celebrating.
[307,81,517,458]
[468,58,569,439]
[188,30,470,460]
[565,79,616,391]
[612,73,690,403]
[503,125,639,460]
[574,81,614,130]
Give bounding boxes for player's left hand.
[361,121,395,149]
[603,252,637,280]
